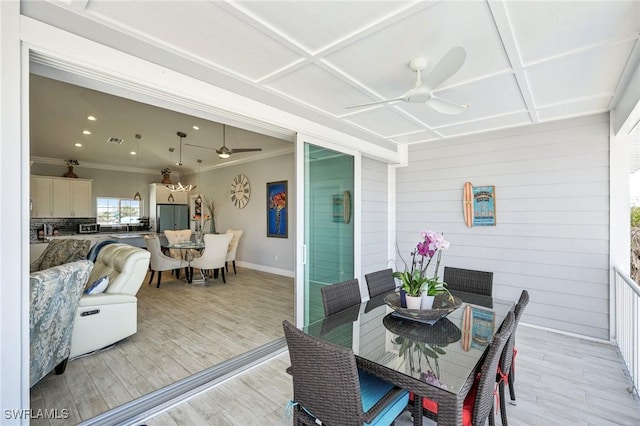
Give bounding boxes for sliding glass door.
[296,135,356,326]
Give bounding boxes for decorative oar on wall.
[463,182,496,227]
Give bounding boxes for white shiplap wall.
[396,114,610,339]
[361,156,390,299]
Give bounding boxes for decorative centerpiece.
[203,196,216,234]
[161,167,172,184]
[394,230,450,309]
[192,214,210,243]
[63,159,79,178]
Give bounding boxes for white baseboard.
[521,322,615,345]
[235,261,294,278]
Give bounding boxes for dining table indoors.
[301,289,516,426]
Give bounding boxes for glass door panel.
[302,143,354,325]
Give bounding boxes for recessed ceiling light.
[74,143,83,147]
[130,151,137,155]
[82,130,92,135]
[192,125,199,130]
[87,115,97,121]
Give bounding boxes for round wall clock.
[230,174,251,209]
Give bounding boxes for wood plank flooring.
[29,267,294,425]
[144,325,640,426]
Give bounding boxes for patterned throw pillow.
[85,275,109,295]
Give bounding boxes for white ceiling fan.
[346,46,469,114]
[185,124,262,159]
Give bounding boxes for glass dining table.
[163,241,205,283]
[301,290,515,426]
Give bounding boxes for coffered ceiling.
[24,1,640,172]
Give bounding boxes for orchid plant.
[394,230,450,297]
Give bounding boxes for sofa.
[69,243,150,358]
[30,238,92,273]
[30,259,94,386]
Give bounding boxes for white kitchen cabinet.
[31,176,93,218]
[31,176,54,218]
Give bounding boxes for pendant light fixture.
[133,134,142,201]
[165,131,196,192]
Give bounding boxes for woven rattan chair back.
[364,268,396,298]
[472,311,514,426]
[443,267,493,296]
[498,289,530,425]
[321,279,362,316]
[283,320,364,426]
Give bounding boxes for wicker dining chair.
[365,268,397,298]
[283,320,409,426]
[415,311,515,426]
[443,267,494,296]
[497,290,530,426]
[321,278,362,316]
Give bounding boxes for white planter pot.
[421,294,435,310]
[405,295,422,310]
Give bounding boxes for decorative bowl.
[383,292,462,322]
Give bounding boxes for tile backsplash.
[30,218,97,240]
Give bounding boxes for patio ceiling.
[23,1,640,172]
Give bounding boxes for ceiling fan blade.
[345,97,405,109]
[426,96,469,114]
[229,148,263,153]
[184,142,215,150]
[422,46,466,90]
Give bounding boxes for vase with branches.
[203,196,216,234]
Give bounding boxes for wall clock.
[230,174,251,209]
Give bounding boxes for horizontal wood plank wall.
[361,157,390,298]
[396,114,610,339]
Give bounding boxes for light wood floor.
[30,267,294,425]
[144,325,640,426]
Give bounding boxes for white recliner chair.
[69,243,150,358]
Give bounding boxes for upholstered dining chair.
[497,290,530,426]
[364,268,397,298]
[282,320,409,426]
[415,311,515,426]
[225,229,244,274]
[190,233,233,284]
[164,229,193,279]
[144,235,188,288]
[443,266,493,296]
[321,278,362,316]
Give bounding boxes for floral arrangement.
[269,191,286,211]
[191,214,210,222]
[161,167,171,175]
[65,159,79,166]
[394,230,450,297]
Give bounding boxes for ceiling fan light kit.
[346,46,469,114]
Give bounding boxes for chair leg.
[157,271,162,288]
[233,260,237,274]
[225,261,229,272]
[221,267,226,284]
[508,365,517,405]
[149,270,155,284]
[499,381,509,426]
[175,268,181,279]
[54,357,69,375]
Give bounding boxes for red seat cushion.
[409,374,480,426]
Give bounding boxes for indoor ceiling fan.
[346,45,469,114]
[185,124,262,159]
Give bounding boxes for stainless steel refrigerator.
[156,204,189,232]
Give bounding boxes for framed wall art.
[464,182,496,227]
[267,180,287,238]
